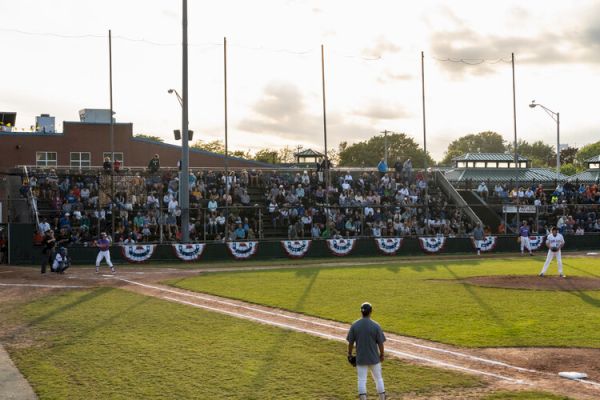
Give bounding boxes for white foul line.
[163,296,524,383]
[0,283,89,289]
[118,278,536,374]
[123,278,600,389]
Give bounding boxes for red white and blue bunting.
[326,238,357,256]
[227,241,259,260]
[281,240,312,258]
[419,237,446,254]
[121,244,155,263]
[529,235,546,251]
[471,236,497,253]
[172,243,206,262]
[374,238,404,255]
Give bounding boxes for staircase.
[433,171,482,228]
[457,190,503,233]
[245,185,288,239]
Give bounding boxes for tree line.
[134,132,600,174]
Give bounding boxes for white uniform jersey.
[546,233,564,249]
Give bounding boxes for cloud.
[354,102,411,120]
[361,37,402,59]
[237,81,377,150]
[376,69,413,84]
[429,3,600,77]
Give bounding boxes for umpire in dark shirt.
[41,230,56,274]
[347,302,386,400]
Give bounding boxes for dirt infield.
[459,275,600,291]
[2,262,600,399]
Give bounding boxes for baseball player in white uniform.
[539,226,565,277]
[95,232,115,274]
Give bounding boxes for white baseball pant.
[357,363,385,397]
[540,250,563,275]
[520,237,531,253]
[96,250,113,268]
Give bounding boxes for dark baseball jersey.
[347,317,386,365]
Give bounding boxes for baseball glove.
[551,247,559,252]
[347,355,357,367]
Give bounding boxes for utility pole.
[381,130,389,166]
[180,0,190,242]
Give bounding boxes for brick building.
[0,118,269,171]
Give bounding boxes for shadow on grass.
[441,264,524,344]
[49,293,153,350]
[565,264,600,279]
[1,287,111,343]
[252,269,320,392]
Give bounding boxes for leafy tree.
[254,149,279,164]
[134,134,164,142]
[440,131,506,165]
[560,146,578,165]
[277,146,295,164]
[576,141,600,165]
[507,139,555,167]
[230,150,252,159]
[560,163,577,176]
[191,140,225,154]
[337,133,433,168]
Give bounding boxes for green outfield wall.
[7,223,599,266]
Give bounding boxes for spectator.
[103,156,112,173]
[477,182,489,200]
[377,158,387,178]
[148,154,160,173]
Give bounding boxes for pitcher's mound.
[461,275,600,291]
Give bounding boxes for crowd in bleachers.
[473,179,600,233]
[20,157,540,245]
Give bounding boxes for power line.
[431,56,512,65]
[1,27,383,61]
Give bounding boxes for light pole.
[529,100,560,180]
[179,0,190,243]
[168,88,183,107]
[380,130,389,166]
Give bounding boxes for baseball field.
[1,254,598,399]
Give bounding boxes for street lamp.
[168,89,183,107]
[529,100,560,180]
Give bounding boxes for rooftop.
[452,153,528,162]
[585,155,600,163]
[444,167,567,183]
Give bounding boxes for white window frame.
[475,162,486,168]
[103,152,124,165]
[589,162,599,169]
[498,162,509,168]
[70,152,91,168]
[36,151,57,167]
[457,161,466,168]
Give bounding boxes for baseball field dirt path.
[2,262,600,399]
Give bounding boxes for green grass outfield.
[4,288,485,399]
[170,256,600,348]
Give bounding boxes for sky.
[1,0,599,162]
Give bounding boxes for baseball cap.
[360,302,372,313]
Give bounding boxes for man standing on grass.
[519,220,533,256]
[95,232,115,274]
[347,302,386,400]
[539,226,566,278]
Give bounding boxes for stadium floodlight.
[168,88,183,107]
[529,100,560,179]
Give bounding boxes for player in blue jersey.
[519,220,533,256]
[95,232,115,274]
